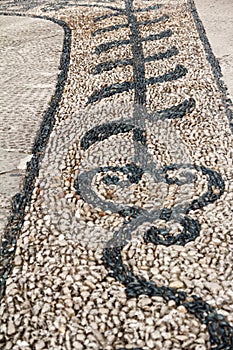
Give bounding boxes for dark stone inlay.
[134,4,163,13]
[88,79,132,104]
[147,63,187,85]
[98,161,231,348]
[95,38,131,55]
[99,163,144,185]
[81,98,195,152]
[102,174,120,186]
[76,158,225,234]
[118,206,141,219]
[80,122,136,150]
[125,0,146,105]
[40,2,127,15]
[94,12,124,23]
[93,22,129,37]
[93,57,133,75]
[81,99,194,154]
[0,13,71,300]
[92,46,179,75]
[133,128,147,145]
[103,240,233,349]
[94,4,163,22]
[152,97,196,120]
[144,216,201,246]
[188,166,225,211]
[92,14,169,36]
[75,162,147,214]
[88,64,187,104]
[41,1,76,12]
[95,29,172,55]
[83,0,233,345]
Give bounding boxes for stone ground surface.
[195,0,233,100]
[0,15,64,241]
[0,1,233,350]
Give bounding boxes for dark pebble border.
[0,1,233,349]
[0,12,71,300]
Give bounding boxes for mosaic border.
[0,11,71,300]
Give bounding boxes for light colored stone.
[7,319,15,335]
[35,340,46,350]
[169,280,185,289]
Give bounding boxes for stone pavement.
[195,0,233,100]
[0,1,233,349]
[0,14,64,242]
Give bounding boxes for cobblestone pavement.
[0,1,233,349]
[195,0,233,100]
[0,15,64,242]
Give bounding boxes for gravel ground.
[0,0,233,349]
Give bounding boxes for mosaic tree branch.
[88,65,187,104]
[77,0,233,348]
[92,14,169,36]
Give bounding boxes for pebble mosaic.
[0,0,233,349]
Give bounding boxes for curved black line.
[0,2,125,16]
[0,12,71,300]
[103,241,233,349]
[80,122,137,150]
[144,216,201,246]
[95,29,172,55]
[93,57,132,75]
[144,164,225,246]
[88,80,133,104]
[139,14,169,27]
[93,22,129,36]
[93,46,178,75]
[99,158,232,348]
[187,166,225,211]
[94,4,163,22]
[92,14,169,36]
[75,162,146,213]
[94,11,124,23]
[92,46,179,75]
[70,3,125,13]
[147,64,187,85]
[143,29,173,43]
[101,167,232,349]
[150,97,196,120]
[95,38,130,55]
[88,64,187,104]
[134,4,163,13]
[81,98,195,153]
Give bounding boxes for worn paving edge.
[188,0,233,132]
[0,14,64,249]
[0,0,232,349]
[0,12,71,299]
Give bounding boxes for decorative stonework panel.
[0,1,233,349]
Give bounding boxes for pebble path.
[0,1,233,349]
